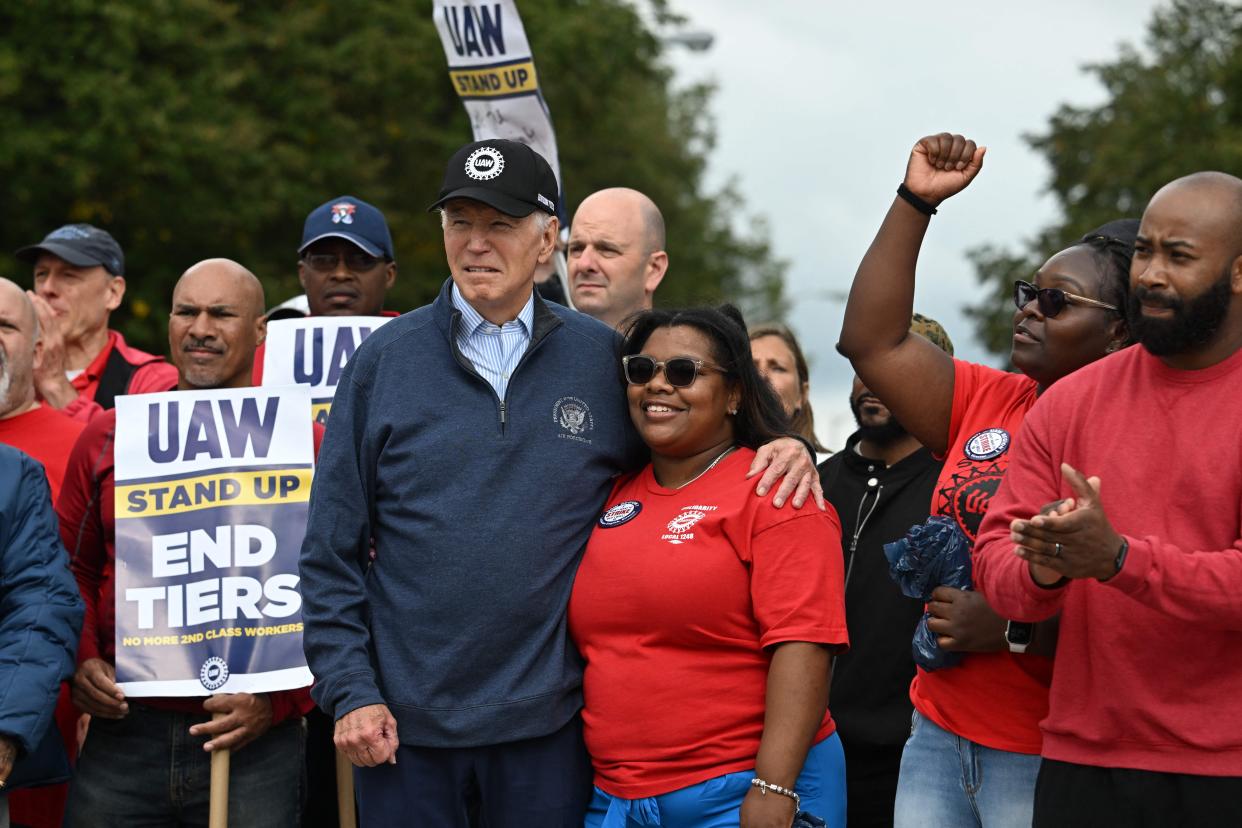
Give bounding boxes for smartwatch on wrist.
[1005,621,1034,654]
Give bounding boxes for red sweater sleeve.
[1101,533,1242,629]
[127,360,180,395]
[973,400,1068,622]
[268,687,315,724]
[56,415,114,664]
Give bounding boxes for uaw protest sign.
[432,0,564,194]
[112,387,315,696]
[263,316,390,424]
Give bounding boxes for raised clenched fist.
[902,133,986,208]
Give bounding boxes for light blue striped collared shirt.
[451,283,535,401]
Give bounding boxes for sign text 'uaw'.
[112,386,315,697]
[262,316,391,424]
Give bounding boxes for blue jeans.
[893,710,1039,828]
[584,732,846,828]
[64,701,305,828]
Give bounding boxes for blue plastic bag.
[884,516,974,671]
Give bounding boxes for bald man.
[0,278,85,498]
[973,172,1242,826]
[59,260,313,828]
[0,279,85,828]
[567,187,668,329]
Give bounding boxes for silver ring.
[1053,542,1064,558]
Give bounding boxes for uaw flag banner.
[112,387,315,696]
[432,0,564,197]
[262,316,391,424]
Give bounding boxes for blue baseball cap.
[16,223,125,276]
[299,196,394,259]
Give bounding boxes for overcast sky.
[662,0,1165,449]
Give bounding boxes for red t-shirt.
[568,448,849,798]
[909,359,1053,755]
[0,403,85,500]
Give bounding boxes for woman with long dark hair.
[838,133,1135,827]
[570,305,849,828]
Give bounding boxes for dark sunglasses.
[302,251,385,272]
[1013,279,1119,318]
[622,354,727,387]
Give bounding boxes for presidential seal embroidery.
[553,397,593,443]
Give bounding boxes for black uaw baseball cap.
[16,223,125,276]
[428,139,558,218]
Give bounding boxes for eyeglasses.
[1013,279,1119,318]
[622,354,727,387]
[302,251,385,272]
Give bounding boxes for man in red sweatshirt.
[974,171,1242,826]
[59,259,316,827]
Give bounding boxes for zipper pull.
[499,401,507,425]
[849,536,859,553]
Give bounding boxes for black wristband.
[897,183,938,216]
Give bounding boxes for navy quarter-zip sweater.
[300,280,646,747]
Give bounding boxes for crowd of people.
[0,129,1237,828]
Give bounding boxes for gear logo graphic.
[199,656,230,691]
[465,147,505,181]
[667,510,706,533]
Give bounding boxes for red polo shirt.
[62,330,178,423]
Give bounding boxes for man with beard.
[974,171,1242,826]
[0,279,85,828]
[818,314,951,828]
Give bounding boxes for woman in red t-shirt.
[569,305,849,828]
[838,134,1137,827]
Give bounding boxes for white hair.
[439,207,553,234]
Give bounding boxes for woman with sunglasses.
[569,305,849,828]
[838,133,1135,828]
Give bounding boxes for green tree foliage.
[0,0,786,352]
[966,0,1242,357]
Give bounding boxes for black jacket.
[819,432,942,748]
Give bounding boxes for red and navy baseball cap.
[299,196,394,259]
[16,224,125,276]
[428,139,558,218]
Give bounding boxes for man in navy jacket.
[0,445,83,819]
[300,139,820,827]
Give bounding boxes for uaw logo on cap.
[465,146,505,181]
[599,500,642,528]
[199,656,230,691]
[964,428,1010,461]
[331,203,356,225]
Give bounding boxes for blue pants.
[64,701,305,828]
[584,732,846,828]
[354,714,592,828]
[893,710,1040,828]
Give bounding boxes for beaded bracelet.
[750,777,800,810]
